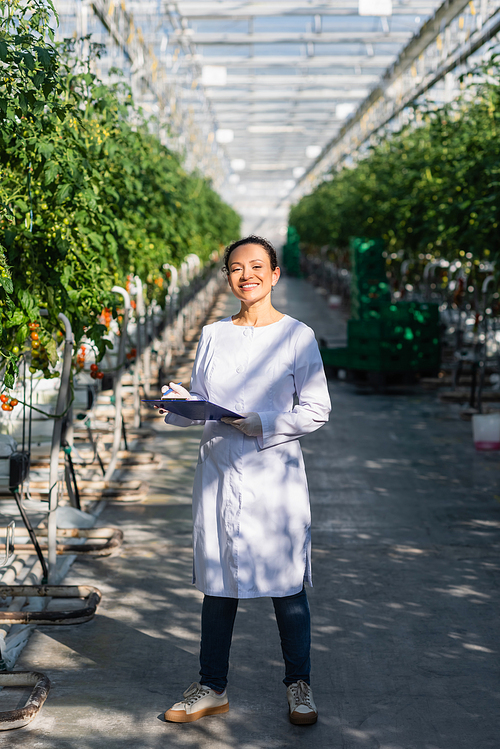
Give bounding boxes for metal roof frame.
[53,0,500,236]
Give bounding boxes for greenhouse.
[0,0,499,745]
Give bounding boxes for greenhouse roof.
[172,0,446,236]
[57,0,455,237]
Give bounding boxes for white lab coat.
[164,315,331,598]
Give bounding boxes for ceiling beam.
[175,1,439,18]
[212,118,343,125]
[188,88,370,101]
[255,0,494,231]
[177,30,413,44]
[180,55,396,68]
[206,74,379,86]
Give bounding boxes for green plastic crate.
[320,346,350,368]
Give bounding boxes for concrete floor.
[4,277,500,749]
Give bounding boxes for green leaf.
[4,230,16,247]
[56,183,72,203]
[24,52,35,70]
[0,276,13,294]
[15,199,28,212]
[45,161,59,185]
[87,232,103,250]
[36,47,52,68]
[38,140,54,158]
[0,41,7,61]
[19,289,36,314]
[5,309,24,328]
[45,337,57,366]
[18,92,27,113]
[33,71,45,88]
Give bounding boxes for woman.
[160,235,331,725]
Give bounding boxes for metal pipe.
[0,522,15,568]
[186,253,201,280]
[482,274,495,295]
[163,264,178,298]
[423,259,449,281]
[162,264,179,368]
[180,261,189,287]
[47,313,74,582]
[133,276,145,427]
[104,287,130,482]
[137,275,152,399]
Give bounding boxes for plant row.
[0,0,240,388]
[289,57,500,302]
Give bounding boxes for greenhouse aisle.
[9,277,500,749]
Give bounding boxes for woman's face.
[226,243,280,305]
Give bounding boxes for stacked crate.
[347,303,440,373]
[321,238,441,375]
[282,226,302,278]
[350,237,391,321]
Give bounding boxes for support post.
[133,276,145,428]
[48,313,74,583]
[104,287,130,482]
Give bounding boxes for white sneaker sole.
[165,702,229,723]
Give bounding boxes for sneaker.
[286,680,318,725]
[164,682,229,723]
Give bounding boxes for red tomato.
[90,363,99,372]
[0,394,8,403]
[1,403,9,411]
[10,399,18,406]
[96,371,104,379]
[30,331,39,341]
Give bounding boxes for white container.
[328,294,342,309]
[472,413,500,451]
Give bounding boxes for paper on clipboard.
[141,399,243,421]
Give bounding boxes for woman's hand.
[221,413,263,438]
[156,382,192,415]
[162,382,191,399]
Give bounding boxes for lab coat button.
[236,366,243,373]
[243,329,250,336]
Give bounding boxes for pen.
[162,381,183,397]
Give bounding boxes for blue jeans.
[199,588,311,692]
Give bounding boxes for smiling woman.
[160,234,331,726]
[223,236,283,326]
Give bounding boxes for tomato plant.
[0,0,240,388]
[290,57,500,293]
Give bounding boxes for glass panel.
[252,44,305,57]
[253,16,313,33]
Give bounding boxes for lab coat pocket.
[197,441,210,465]
[197,432,225,465]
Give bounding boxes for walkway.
[7,277,500,749]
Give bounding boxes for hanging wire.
[28,369,33,475]
[22,359,26,454]
[27,161,33,233]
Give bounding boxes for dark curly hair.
[222,235,278,275]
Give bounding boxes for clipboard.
[141,399,243,421]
